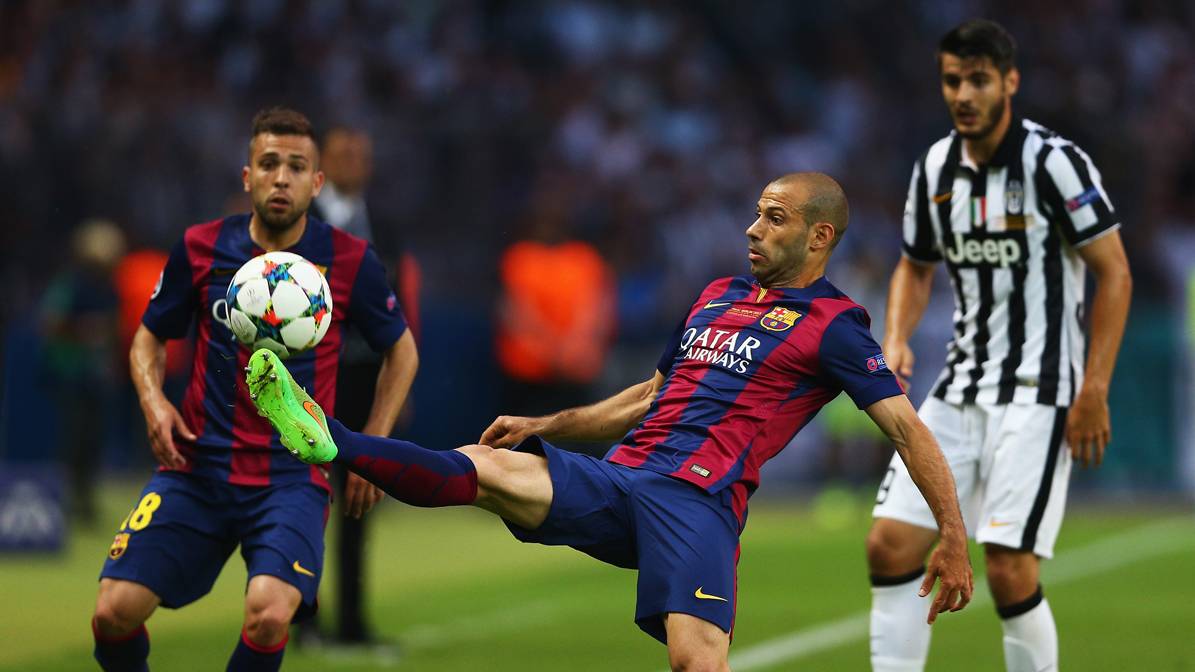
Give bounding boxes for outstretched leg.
[246,349,553,528]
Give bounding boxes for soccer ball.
[225,251,332,358]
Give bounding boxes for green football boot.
[245,348,338,464]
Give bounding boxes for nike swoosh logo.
[292,560,316,577]
[302,400,327,432]
[932,191,954,204]
[988,520,1016,528]
[694,587,728,602]
[704,301,731,309]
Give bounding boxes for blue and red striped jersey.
[606,275,901,498]
[142,214,408,491]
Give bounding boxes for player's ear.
[312,170,325,197]
[1004,67,1020,97]
[242,166,251,193]
[811,221,835,251]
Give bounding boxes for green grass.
[2,481,1193,671]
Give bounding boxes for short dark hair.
[938,19,1017,73]
[248,107,317,158]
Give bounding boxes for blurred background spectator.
[0,0,1191,497]
[304,124,419,652]
[37,219,124,525]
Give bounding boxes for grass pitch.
[1,480,1192,671]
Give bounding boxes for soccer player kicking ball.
[866,20,1132,672]
[251,173,974,672]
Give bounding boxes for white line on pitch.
[724,515,1195,671]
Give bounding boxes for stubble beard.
[957,96,1006,141]
[253,200,305,232]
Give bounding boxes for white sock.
[870,570,931,672]
[1000,589,1057,672]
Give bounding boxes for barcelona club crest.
[760,307,802,332]
[108,533,130,560]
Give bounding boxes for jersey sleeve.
[901,156,942,264]
[140,239,196,339]
[655,311,689,376]
[818,308,904,409]
[348,245,408,352]
[1040,143,1120,247]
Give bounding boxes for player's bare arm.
[1069,230,1132,468]
[344,329,420,518]
[882,256,936,389]
[866,394,973,623]
[480,371,665,449]
[129,324,195,469]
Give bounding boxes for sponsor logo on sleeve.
[1065,186,1101,212]
[386,293,397,312]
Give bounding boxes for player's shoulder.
[919,131,958,166]
[1020,117,1089,159]
[179,214,243,254]
[318,215,372,255]
[697,275,749,299]
[808,279,870,326]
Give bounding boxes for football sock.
[226,628,287,671]
[998,586,1057,672]
[329,419,479,507]
[92,618,150,672]
[869,568,931,672]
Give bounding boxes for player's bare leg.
[92,579,159,671]
[456,443,553,529]
[866,518,939,672]
[985,545,1056,672]
[664,613,731,672]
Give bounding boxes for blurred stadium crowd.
[1,1,1193,492]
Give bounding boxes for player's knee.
[243,602,293,646]
[93,597,144,636]
[866,522,911,572]
[668,646,729,672]
[867,519,938,576]
[984,546,1037,597]
[93,582,155,636]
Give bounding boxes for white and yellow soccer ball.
[225,251,332,358]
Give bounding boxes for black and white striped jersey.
[902,117,1120,407]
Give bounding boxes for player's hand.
[479,415,545,450]
[881,338,916,391]
[344,472,384,519]
[1067,386,1110,468]
[142,396,195,469]
[920,534,973,624]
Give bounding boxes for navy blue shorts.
[505,437,747,644]
[99,471,329,620]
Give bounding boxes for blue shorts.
[505,437,747,644]
[99,471,329,620]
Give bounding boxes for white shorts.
[871,396,1072,558]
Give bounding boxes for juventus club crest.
[1005,179,1024,216]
